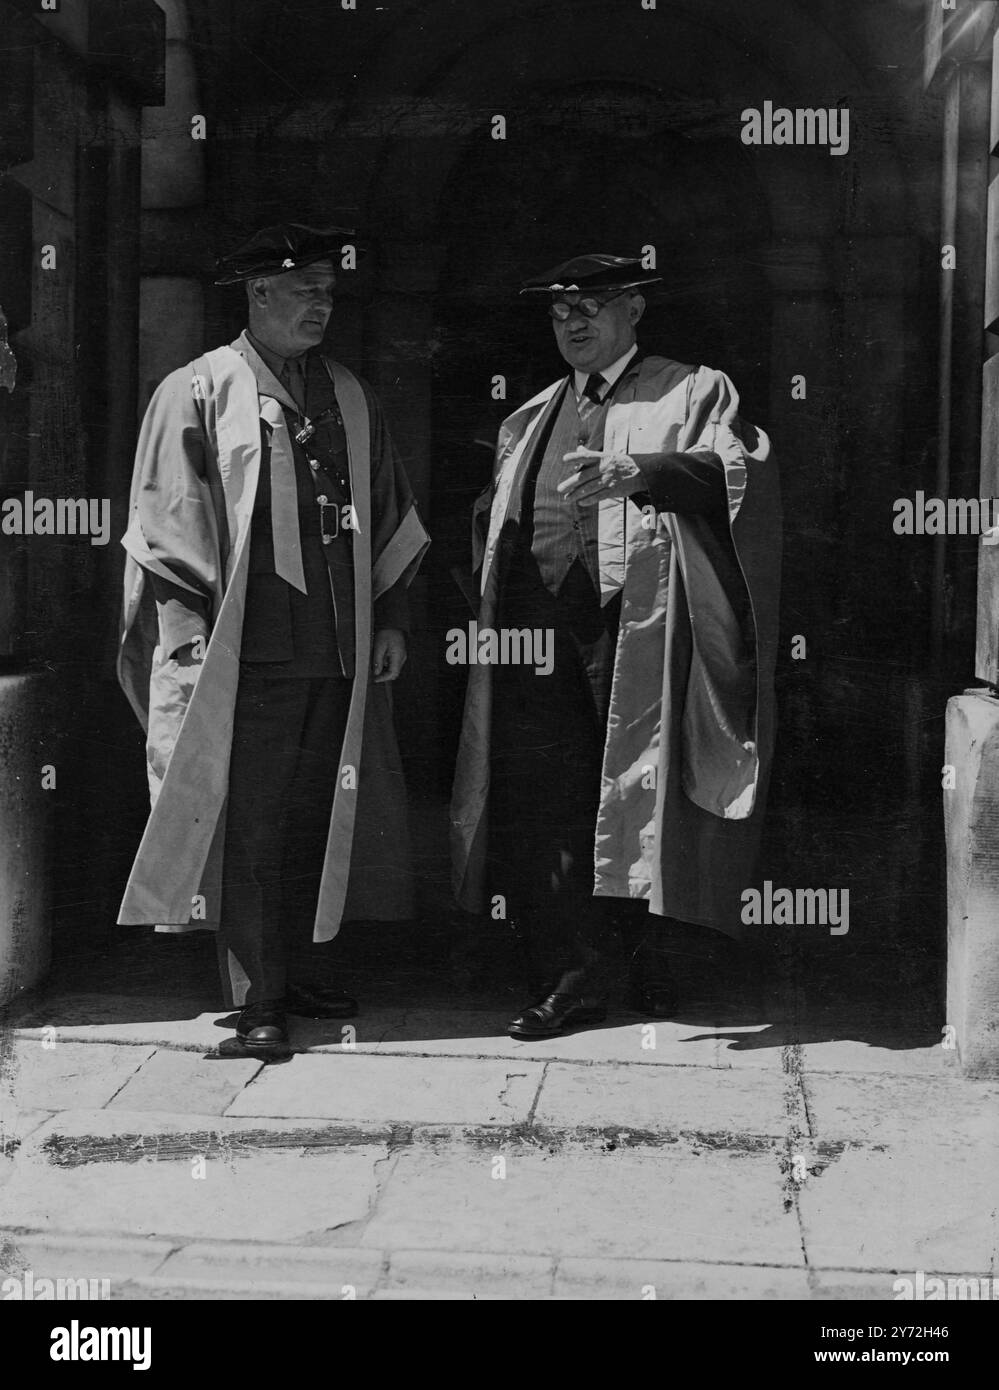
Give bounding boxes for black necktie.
[583,373,605,405]
[270,360,307,593]
[280,357,307,415]
[578,373,605,432]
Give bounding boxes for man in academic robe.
[117,223,429,1057]
[451,253,780,1039]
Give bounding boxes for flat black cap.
[519,253,662,295]
[214,222,364,285]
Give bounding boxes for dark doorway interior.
[33,0,953,1036]
[423,116,773,801]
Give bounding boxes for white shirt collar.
[573,343,638,401]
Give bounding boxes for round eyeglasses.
[548,290,628,321]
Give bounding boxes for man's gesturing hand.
[558,447,644,506]
[372,628,407,683]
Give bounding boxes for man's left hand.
[559,447,645,506]
[373,628,407,683]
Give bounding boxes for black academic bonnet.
[519,253,663,296]
[214,223,366,285]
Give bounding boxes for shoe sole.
[216,1036,292,1062]
[506,1011,607,1039]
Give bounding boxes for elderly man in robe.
[451,253,780,1039]
[118,223,428,1057]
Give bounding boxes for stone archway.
[149,0,943,977]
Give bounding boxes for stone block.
[944,692,999,1074]
[798,1142,999,1271]
[1,1040,155,1111]
[0,675,53,1005]
[361,1146,802,1265]
[225,1053,543,1125]
[0,1115,388,1244]
[534,1062,793,1140]
[803,1071,999,1147]
[108,1048,262,1115]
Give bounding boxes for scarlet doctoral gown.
[117,335,429,941]
[451,355,781,938]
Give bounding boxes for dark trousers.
[218,672,353,1007]
[489,551,647,998]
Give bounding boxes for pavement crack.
[497,1071,530,1109]
[525,1061,550,1130]
[779,1043,809,1214]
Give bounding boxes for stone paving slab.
[534,1062,797,1141]
[0,1230,175,1284]
[797,1143,999,1272]
[225,1053,545,1125]
[803,1072,999,1146]
[552,1257,811,1299]
[0,1040,156,1111]
[0,1108,52,1154]
[799,1042,952,1076]
[7,999,399,1056]
[4,997,227,1052]
[0,1112,390,1245]
[360,1145,802,1265]
[715,1027,952,1076]
[108,1048,262,1116]
[7,1004,953,1077]
[1,1104,51,1202]
[8,1003,731,1068]
[11,1108,397,1162]
[0,1010,994,1298]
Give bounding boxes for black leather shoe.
[236,1003,290,1053]
[507,992,607,1039]
[285,984,358,1019]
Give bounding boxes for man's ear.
[246,276,270,310]
[629,293,646,326]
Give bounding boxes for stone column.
[944,690,999,1076]
[139,0,206,398]
[940,20,999,1078]
[0,677,51,1005]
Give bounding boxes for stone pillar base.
[945,690,999,1077]
[0,674,51,1005]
